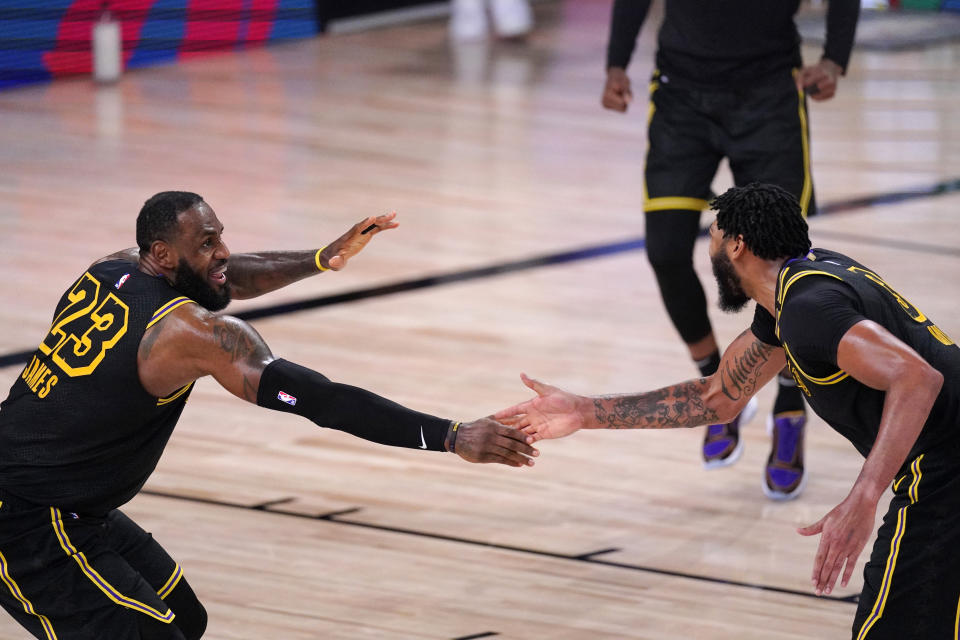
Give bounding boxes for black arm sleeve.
[606,0,653,69]
[256,358,451,452]
[823,0,860,72]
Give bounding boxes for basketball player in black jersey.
[602,0,859,498]
[497,184,959,638]
[0,191,538,640]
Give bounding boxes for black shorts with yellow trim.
[643,68,816,217]
[0,502,185,639]
[852,439,960,640]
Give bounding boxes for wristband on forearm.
[447,421,461,453]
[314,246,329,272]
[256,358,450,451]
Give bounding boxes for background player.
[496,183,957,639]
[601,0,859,499]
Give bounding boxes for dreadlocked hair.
[136,191,204,252]
[710,183,811,260]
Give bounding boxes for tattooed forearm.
[227,251,319,299]
[719,339,776,402]
[593,378,720,429]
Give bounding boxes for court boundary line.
[0,179,957,370]
[140,488,860,606]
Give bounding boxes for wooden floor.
[1,1,959,638]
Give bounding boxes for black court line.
[251,497,296,510]
[811,230,960,257]
[573,547,621,560]
[139,489,859,606]
[0,179,957,371]
[816,178,960,216]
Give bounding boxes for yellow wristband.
[448,421,461,453]
[315,246,329,272]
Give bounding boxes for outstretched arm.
[92,212,398,298]
[228,212,398,299]
[797,319,942,597]
[495,329,785,440]
[138,304,537,467]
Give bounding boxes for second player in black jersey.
[496,184,958,639]
[600,0,860,498]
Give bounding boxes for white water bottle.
[92,3,121,83]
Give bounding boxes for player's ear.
[149,240,177,270]
[729,234,747,258]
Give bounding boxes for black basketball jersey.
[605,0,858,86]
[751,249,960,467]
[0,260,197,515]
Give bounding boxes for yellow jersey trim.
[157,564,184,599]
[644,196,710,212]
[954,593,960,640]
[855,455,923,640]
[782,344,850,386]
[49,509,176,624]
[795,79,813,217]
[157,382,194,407]
[775,267,849,385]
[146,297,194,330]
[775,268,844,339]
[0,549,58,639]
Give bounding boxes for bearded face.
[711,248,750,313]
[172,257,231,311]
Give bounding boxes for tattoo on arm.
[212,319,259,363]
[210,317,273,403]
[228,251,318,299]
[138,321,165,360]
[718,339,776,402]
[593,378,719,429]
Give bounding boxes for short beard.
[172,258,231,311]
[711,251,750,313]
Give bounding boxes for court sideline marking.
[0,179,957,370]
[219,178,960,327]
[141,488,860,606]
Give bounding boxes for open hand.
[320,212,399,271]
[797,491,878,596]
[453,417,539,467]
[494,373,588,442]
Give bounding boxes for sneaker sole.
[763,469,807,501]
[702,397,758,469]
[764,410,807,500]
[703,435,743,469]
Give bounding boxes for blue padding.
[0,2,72,89]
[127,0,187,69]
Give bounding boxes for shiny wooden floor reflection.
[1,1,959,638]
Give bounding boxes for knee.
[646,246,694,276]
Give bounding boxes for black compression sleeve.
[824,0,860,73]
[606,0,652,69]
[256,358,452,452]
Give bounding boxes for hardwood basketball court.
[0,1,958,637]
